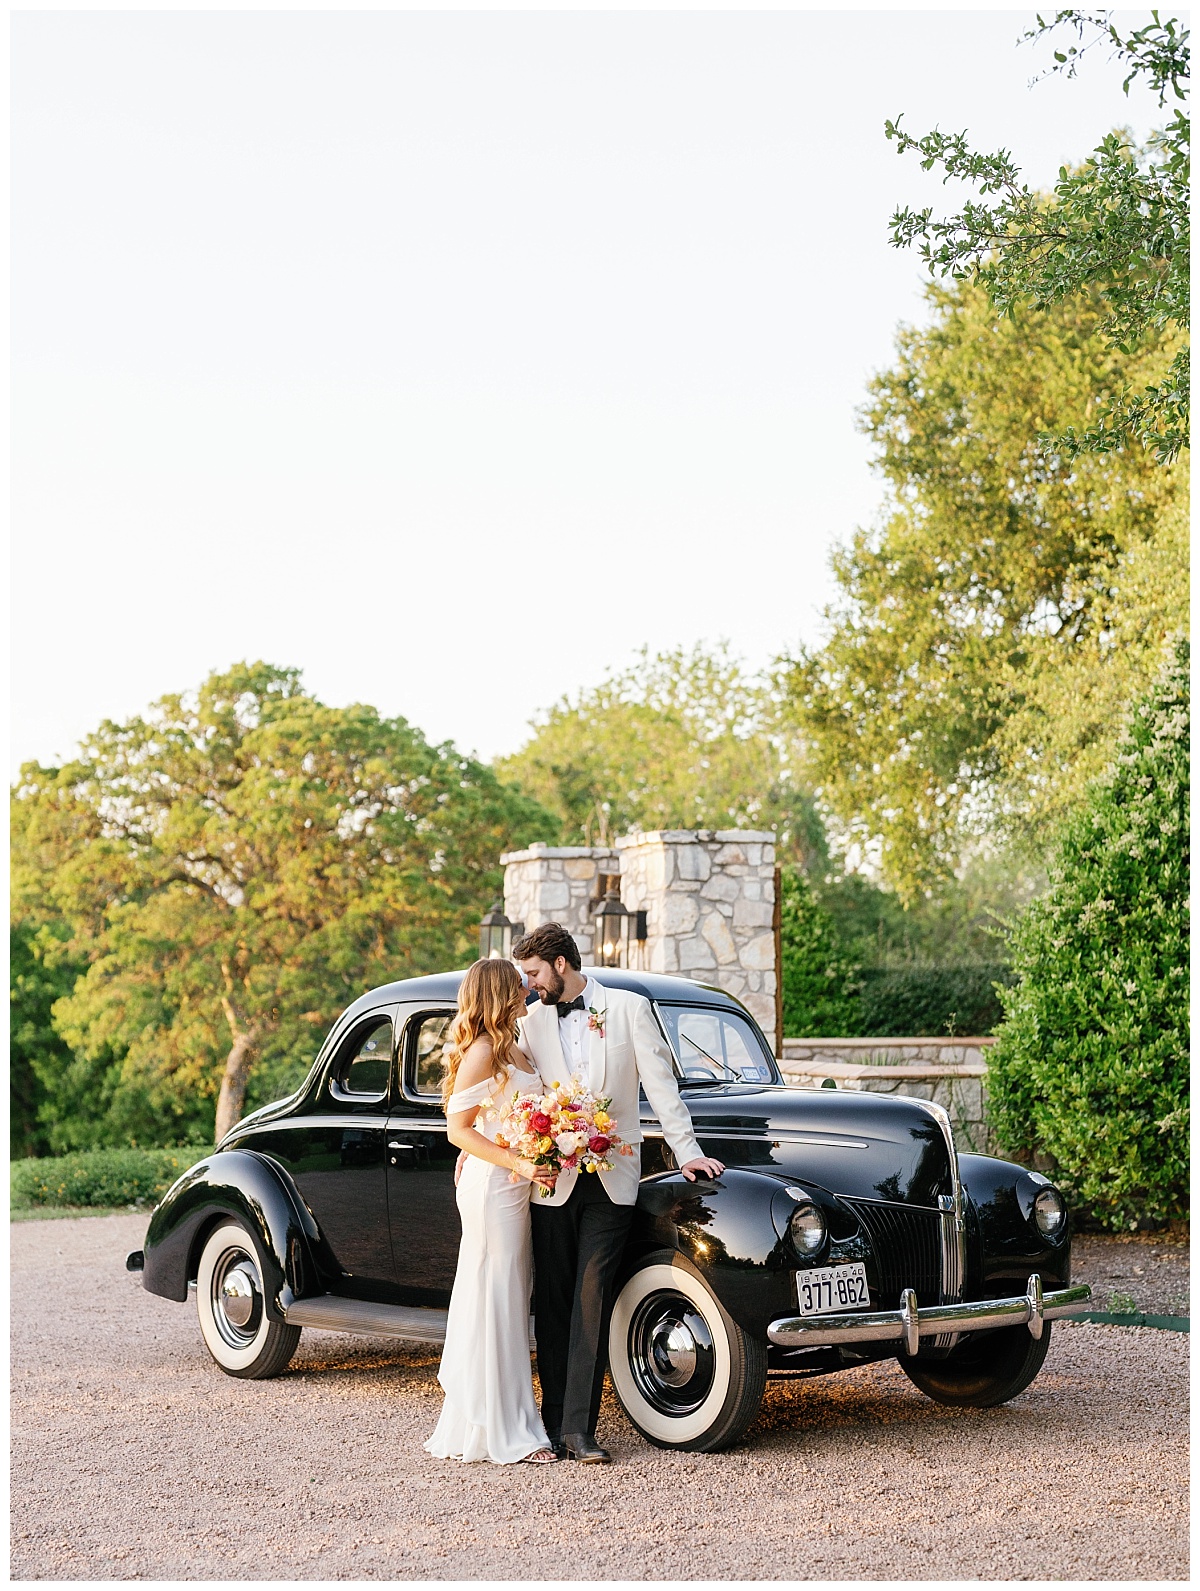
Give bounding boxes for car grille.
[844,1198,943,1307]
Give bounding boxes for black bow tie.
[556,995,586,1020]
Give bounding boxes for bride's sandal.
[520,1447,560,1464]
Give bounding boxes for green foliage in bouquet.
[987,640,1190,1228]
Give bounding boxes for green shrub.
[857,964,1014,1037]
[780,867,861,1036]
[987,640,1189,1230]
[10,1144,212,1211]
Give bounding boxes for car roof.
[342,966,752,1023]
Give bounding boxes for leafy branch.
[885,10,1189,464]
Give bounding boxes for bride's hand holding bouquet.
[493,1076,632,1198]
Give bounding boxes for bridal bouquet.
[493,1077,633,1197]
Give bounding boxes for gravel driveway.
[11,1213,1189,1581]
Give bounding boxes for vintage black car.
[129,968,1091,1452]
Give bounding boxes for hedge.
[856,964,1013,1038]
[10,1145,212,1212]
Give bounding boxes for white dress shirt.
[558,976,601,1090]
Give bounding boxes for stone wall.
[616,830,776,1037]
[780,1036,996,1154]
[499,829,778,1038]
[500,845,619,964]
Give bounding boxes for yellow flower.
[593,1111,610,1129]
[539,1136,554,1154]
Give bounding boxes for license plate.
[795,1262,870,1315]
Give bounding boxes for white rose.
[555,1131,583,1155]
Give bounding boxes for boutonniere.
[587,1007,605,1038]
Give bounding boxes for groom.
[513,921,724,1463]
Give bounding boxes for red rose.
[588,1135,610,1155]
[530,1111,552,1133]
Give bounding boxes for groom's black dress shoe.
[562,1433,610,1463]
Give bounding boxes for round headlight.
[789,1202,826,1256]
[1033,1186,1066,1237]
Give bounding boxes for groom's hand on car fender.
[680,1156,725,1181]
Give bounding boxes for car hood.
[658,1082,954,1208]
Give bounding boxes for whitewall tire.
[608,1251,767,1452]
[195,1220,301,1379]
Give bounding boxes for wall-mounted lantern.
[591,887,648,968]
[592,885,629,967]
[479,902,523,960]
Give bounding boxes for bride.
[424,957,559,1464]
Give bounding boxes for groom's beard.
[536,969,566,1005]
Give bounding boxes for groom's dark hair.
[512,922,582,971]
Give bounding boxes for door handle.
[388,1142,415,1150]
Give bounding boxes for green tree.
[887,10,1189,462]
[991,492,1188,835]
[987,640,1189,1228]
[778,868,860,1037]
[499,643,824,867]
[780,281,1184,899]
[12,662,557,1145]
[9,924,79,1156]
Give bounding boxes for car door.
[385,1007,464,1306]
[254,1008,397,1293]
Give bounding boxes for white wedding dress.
[424,1066,550,1464]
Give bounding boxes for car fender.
[958,1152,1072,1292]
[141,1149,334,1318]
[627,1168,798,1338]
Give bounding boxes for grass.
[11,1204,136,1222]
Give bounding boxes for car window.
[655,1004,774,1083]
[336,1018,393,1096]
[413,1013,454,1099]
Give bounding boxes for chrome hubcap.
[211,1249,262,1346]
[221,1264,257,1327]
[629,1291,715,1416]
[649,1320,698,1386]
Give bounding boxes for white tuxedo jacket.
[518,981,703,1207]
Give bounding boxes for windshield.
[655,1003,776,1084]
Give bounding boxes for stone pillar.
[499,844,619,964]
[615,831,777,1036]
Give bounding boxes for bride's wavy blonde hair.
[441,958,527,1109]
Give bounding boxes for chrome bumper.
[768,1275,1093,1356]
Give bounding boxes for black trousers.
[530,1174,635,1441]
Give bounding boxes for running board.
[284,1295,536,1349]
[285,1297,450,1342]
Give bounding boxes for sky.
[11,8,1169,773]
